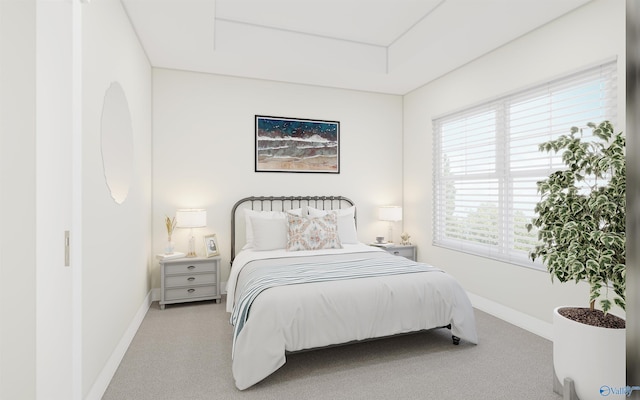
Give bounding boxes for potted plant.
[526,120,626,400]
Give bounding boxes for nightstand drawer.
[373,245,416,261]
[389,247,414,258]
[164,273,216,288]
[164,261,216,275]
[164,285,218,301]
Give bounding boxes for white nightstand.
[159,256,221,309]
[372,244,417,261]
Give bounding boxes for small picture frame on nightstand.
[203,234,219,257]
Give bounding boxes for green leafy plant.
[526,121,625,314]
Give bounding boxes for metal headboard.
[230,195,355,263]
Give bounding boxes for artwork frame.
[255,115,340,173]
[203,234,219,257]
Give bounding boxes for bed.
[227,196,478,390]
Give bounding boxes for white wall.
[403,0,626,328]
[152,69,403,286]
[81,0,152,397]
[0,1,37,398]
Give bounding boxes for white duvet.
[227,243,478,390]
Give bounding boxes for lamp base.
[186,235,197,258]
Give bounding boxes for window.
[433,60,618,268]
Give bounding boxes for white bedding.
[227,243,478,390]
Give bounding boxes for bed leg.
[444,324,459,345]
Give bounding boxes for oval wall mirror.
[100,82,133,204]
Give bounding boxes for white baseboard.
[467,292,553,341]
[85,290,152,400]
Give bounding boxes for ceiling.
[121,0,593,95]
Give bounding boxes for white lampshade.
[175,209,207,228]
[378,206,402,222]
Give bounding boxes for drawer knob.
[187,277,196,281]
[393,251,400,255]
[188,288,195,293]
[187,265,196,270]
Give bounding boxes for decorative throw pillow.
[286,212,342,251]
[307,206,358,244]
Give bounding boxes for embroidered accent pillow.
[286,212,342,251]
[307,206,358,244]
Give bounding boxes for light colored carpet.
[102,297,561,400]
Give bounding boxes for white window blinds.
[433,60,618,268]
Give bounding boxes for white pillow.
[307,206,358,244]
[243,208,302,249]
[251,217,287,250]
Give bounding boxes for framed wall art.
[203,234,219,257]
[255,115,340,173]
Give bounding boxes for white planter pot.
[553,306,626,400]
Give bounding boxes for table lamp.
[378,206,402,243]
[176,208,207,257]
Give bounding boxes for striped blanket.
[230,255,441,356]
